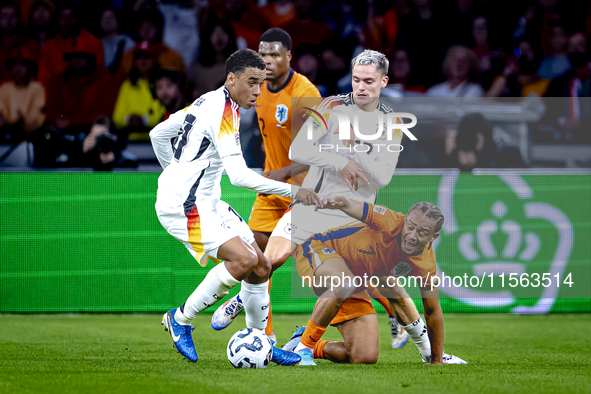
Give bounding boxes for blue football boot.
[281,325,306,351]
[270,346,302,366]
[161,308,198,362]
[296,348,317,366]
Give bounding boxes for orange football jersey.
[300,202,438,287]
[255,70,320,188]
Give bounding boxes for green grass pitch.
[0,314,589,394]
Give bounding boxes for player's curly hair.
[260,28,292,50]
[409,202,445,233]
[225,48,266,76]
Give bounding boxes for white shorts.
[270,203,360,246]
[156,199,255,266]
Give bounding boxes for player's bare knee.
[236,249,259,273]
[248,254,271,281]
[258,255,272,277]
[348,349,379,364]
[332,282,357,300]
[269,251,290,273]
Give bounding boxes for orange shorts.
[295,241,375,326]
[331,297,376,326]
[248,194,291,233]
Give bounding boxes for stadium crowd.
[0,0,589,170]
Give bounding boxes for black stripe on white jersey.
[174,113,197,161]
[183,166,207,216]
[190,137,211,162]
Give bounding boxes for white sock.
[175,262,239,325]
[295,342,312,352]
[403,316,431,360]
[240,281,270,331]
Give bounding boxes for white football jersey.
[284,93,404,244]
[291,93,403,203]
[150,86,294,216]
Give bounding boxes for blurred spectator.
[259,0,295,28]
[538,0,565,55]
[38,2,105,89]
[0,2,34,82]
[99,7,135,69]
[545,31,589,98]
[189,19,237,100]
[485,39,550,97]
[396,0,447,89]
[538,22,571,79]
[512,1,540,42]
[81,117,116,170]
[365,0,398,57]
[215,0,266,49]
[543,32,590,140]
[564,32,590,97]
[444,0,481,47]
[444,113,499,171]
[118,9,185,79]
[81,116,134,171]
[383,48,425,96]
[151,67,186,119]
[283,0,333,54]
[45,50,116,131]
[427,45,483,97]
[112,43,166,136]
[317,38,351,95]
[470,16,503,76]
[158,0,200,68]
[26,0,56,48]
[0,48,45,143]
[292,44,324,94]
[318,0,364,43]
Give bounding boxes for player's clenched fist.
[339,159,370,192]
[296,188,323,208]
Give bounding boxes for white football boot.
[389,317,410,349]
[211,294,243,330]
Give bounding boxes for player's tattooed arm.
[420,287,444,365]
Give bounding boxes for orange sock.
[300,319,327,349]
[375,297,393,317]
[313,339,328,359]
[265,279,273,336]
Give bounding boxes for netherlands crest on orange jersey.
[275,104,288,124]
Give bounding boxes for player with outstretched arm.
[292,195,467,365]
[149,49,320,365]
[245,28,321,343]
[212,50,431,358]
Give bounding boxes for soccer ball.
[227,328,273,369]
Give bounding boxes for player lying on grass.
[149,48,321,365]
[212,49,430,356]
[288,195,467,366]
